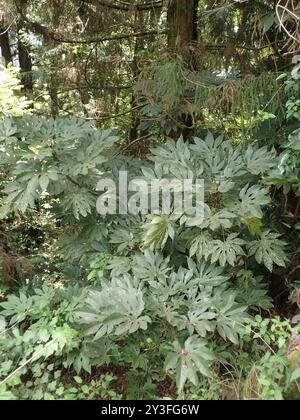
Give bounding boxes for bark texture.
[167,0,198,54]
[0,27,13,66]
[17,0,33,98]
[167,0,199,138]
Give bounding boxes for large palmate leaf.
[165,336,214,391]
[213,290,250,344]
[186,309,216,337]
[63,189,95,219]
[234,271,273,310]
[149,137,195,178]
[247,230,288,272]
[110,228,136,254]
[200,208,236,231]
[107,257,132,278]
[195,262,230,288]
[4,178,39,214]
[227,184,271,220]
[244,145,276,175]
[0,116,118,218]
[0,292,33,324]
[210,233,246,267]
[189,231,214,261]
[132,251,171,282]
[77,276,151,338]
[149,267,198,301]
[191,133,227,175]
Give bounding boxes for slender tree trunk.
[49,75,59,117]
[49,1,62,117]
[167,0,198,55]
[17,37,33,98]
[17,1,33,98]
[0,27,13,66]
[129,14,144,143]
[167,0,199,139]
[78,87,90,116]
[129,10,150,155]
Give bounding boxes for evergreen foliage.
[0,0,299,401]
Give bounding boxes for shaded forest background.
[1,0,298,141]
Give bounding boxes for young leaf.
[143,216,175,251]
[165,336,214,391]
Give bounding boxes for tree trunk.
[129,10,151,156]
[49,1,63,117]
[18,36,33,98]
[129,12,144,143]
[167,0,198,55]
[0,27,13,66]
[49,75,59,117]
[17,1,33,98]
[167,0,199,139]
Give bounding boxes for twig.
[276,1,300,44]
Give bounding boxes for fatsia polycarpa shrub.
[0,119,289,391]
[75,133,288,390]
